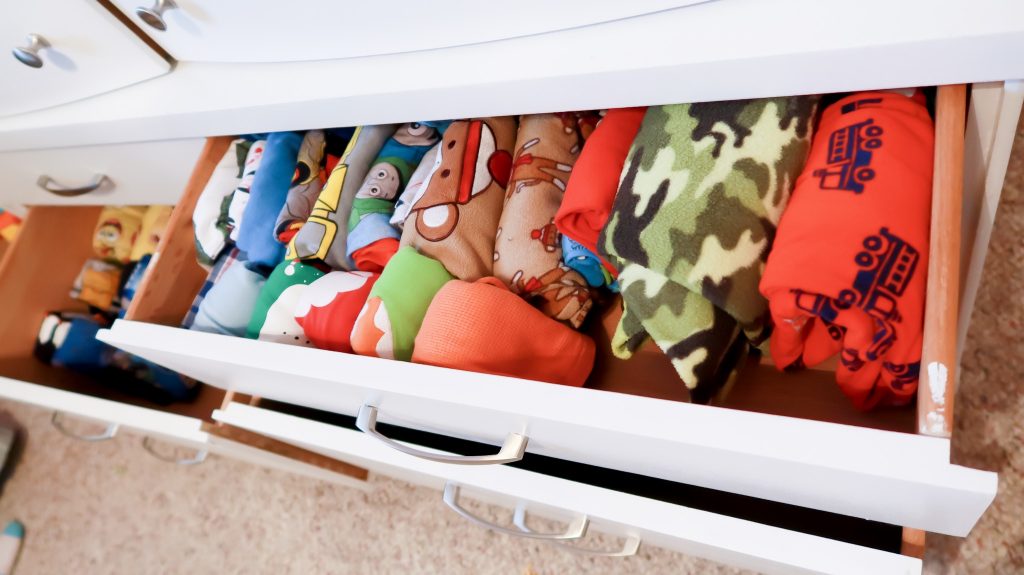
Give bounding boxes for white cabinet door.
[0,138,204,206]
[109,0,709,64]
[214,402,922,575]
[100,321,997,537]
[0,0,169,117]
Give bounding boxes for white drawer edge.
[214,402,921,575]
[0,376,207,444]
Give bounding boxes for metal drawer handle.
[136,0,177,32]
[37,174,111,197]
[50,411,119,442]
[12,34,50,69]
[513,503,641,557]
[443,483,589,541]
[357,404,526,465]
[141,436,208,466]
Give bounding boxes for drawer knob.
[443,483,589,541]
[50,411,119,442]
[12,34,51,69]
[141,436,208,465]
[513,503,641,556]
[356,404,527,465]
[136,0,177,32]
[37,174,111,197]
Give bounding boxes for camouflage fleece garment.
[598,98,817,403]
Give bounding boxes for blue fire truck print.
[835,227,919,361]
[793,290,846,342]
[813,118,883,194]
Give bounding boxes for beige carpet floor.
[0,122,1021,574]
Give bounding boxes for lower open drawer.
[214,400,922,575]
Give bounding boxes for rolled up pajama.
[288,125,397,270]
[295,271,378,353]
[350,246,453,361]
[190,258,267,337]
[237,131,305,273]
[130,205,173,261]
[760,91,933,410]
[555,107,647,278]
[493,113,597,329]
[227,139,266,242]
[93,206,145,264]
[274,130,327,245]
[412,277,595,387]
[193,138,252,266]
[400,117,516,280]
[182,247,242,329]
[246,259,324,345]
[391,142,440,229]
[599,98,817,403]
[346,122,445,271]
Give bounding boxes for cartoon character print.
[94,220,124,259]
[530,220,561,252]
[406,120,512,242]
[355,163,401,201]
[507,137,573,199]
[511,265,593,327]
[393,122,440,148]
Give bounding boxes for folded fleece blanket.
[347,122,446,272]
[555,107,647,280]
[227,139,266,242]
[599,98,817,403]
[246,259,324,346]
[288,125,397,270]
[400,117,516,280]
[193,139,251,266]
[412,277,595,387]
[493,113,599,328]
[760,91,933,410]
[236,131,304,273]
[350,246,453,361]
[296,271,378,353]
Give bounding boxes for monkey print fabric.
[493,113,600,329]
[399,117,516,281]
[760,91,933,411]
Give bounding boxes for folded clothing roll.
[70,259,122,312]
[237,131,305,273]
[760,91,933,410]
[391,142,440,229]
[400,117,516,280]
[493,113,597,328]
[131,205,173,262]
[599,98,817,403]
[182,247,241,329]
[350,246,453,361]
[288,125,398,270]
[93,206,145,264]
[296,271,378,352]
[555,107,647,277]
[412,277,595,387]
[193,139,251,266]
[227,139,266,242]
[246,259,324,345]
[274,130,327,245]
[191,258,267,337]
[346,122,445,271]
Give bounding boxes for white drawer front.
[109,0,708,64]
[214,402,921,575]
[0,139,204,205]
[100,321,996,537]
[0,375,206,446]
[0,0,168,117]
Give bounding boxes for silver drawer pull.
[12,34,50,69]
[37,174,111,197]
[357,404,526,465]
[141,436,208,466]
[50,411,119,442]
[443,483,589,541]
[136,0,177,32]
[513,503,641,557]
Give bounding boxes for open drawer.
[214,400,922,575]
[93,84,1019,542]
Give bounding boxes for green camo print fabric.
[598,97,818,402]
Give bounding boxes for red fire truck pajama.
[760,91,934,410]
